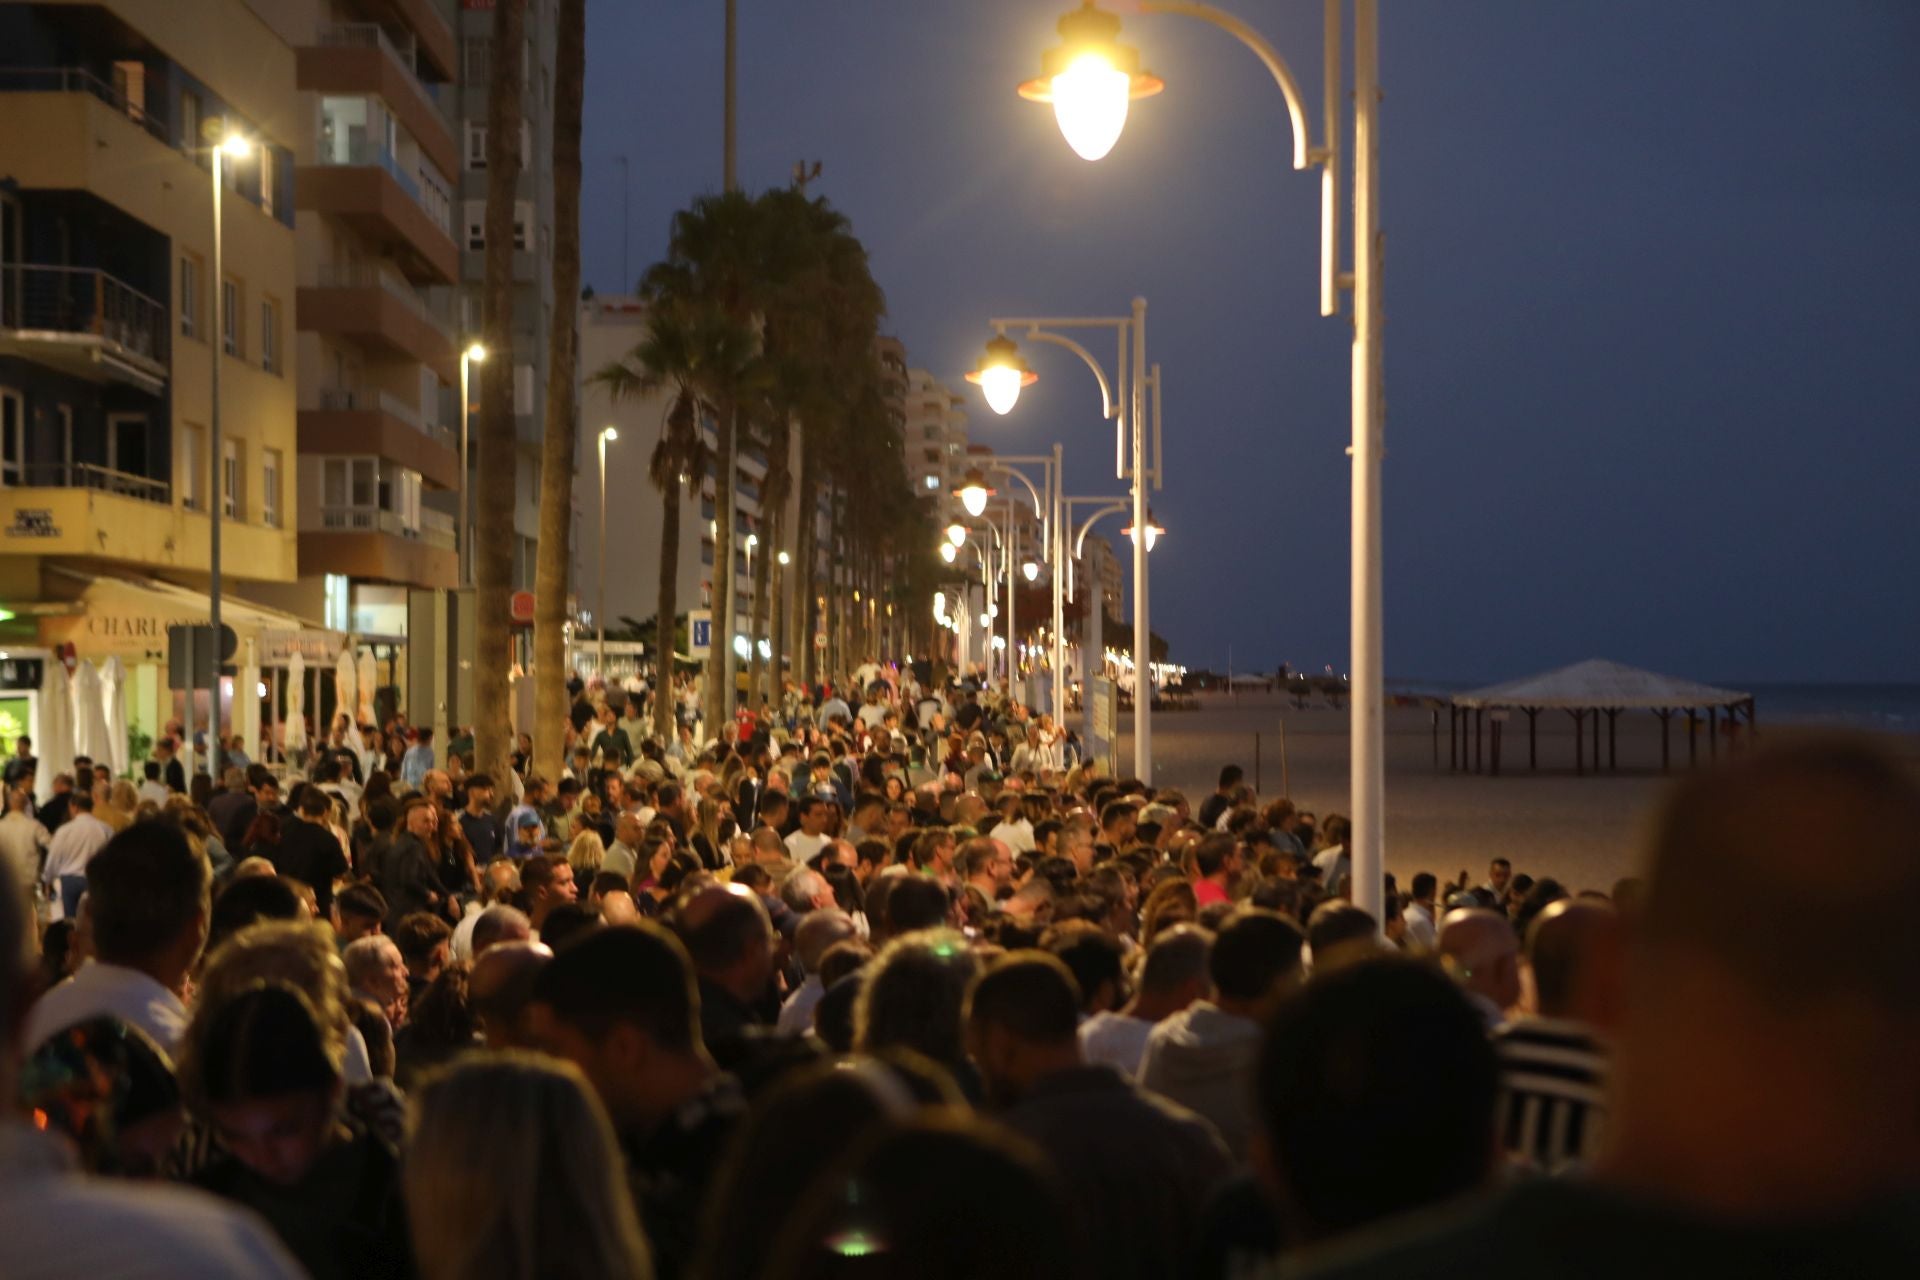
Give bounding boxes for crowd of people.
[1,665,1915,1279]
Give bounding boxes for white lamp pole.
[1016,0,1384,917]
[596,426,617,679]
[207,129,253,782]
[458,343,486,588]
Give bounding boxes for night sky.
[579,1,1920,684]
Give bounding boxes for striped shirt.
[1491,1015,1609,1174]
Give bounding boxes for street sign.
[509,590,536,626]
[813,631,827,649]
[167,624,238,688]
[688,610,712,658]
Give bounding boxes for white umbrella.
[356,649,377,725]
[284,651,308,754]
[237,641,261,770]
[35,656,73,805]
[102,657,128,780]
[334,649,357,735]
[71,659,112,772]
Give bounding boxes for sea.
[1384,681,1920,735]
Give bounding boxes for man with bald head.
[1438,907,1521,1029]
[776,908,857,1035]
[672,884,777,1065]
[469,938,553,1048]
[1492,899,1621,1173]
[1292,734,1920,1279]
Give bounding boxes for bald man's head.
[470,939,554,1048]
[1439,907,1521,1013]
[1526,898,1621,1020]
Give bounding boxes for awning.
[1452,659,1750,711]
[33,567,347,666]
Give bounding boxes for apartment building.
[451,0,555,591]
[0,0,304,736]
[904,367,968,502]
[242,0,462,641]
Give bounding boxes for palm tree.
[474,0,527,793]
[591,299,746,742]
[532,0,585,783]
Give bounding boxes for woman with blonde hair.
[566,829,606,882]
[405,1052,651,1280]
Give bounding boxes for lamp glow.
[1022,560,1040,582]
[777,550,791,566]
[939,542,957,564]
[954,468,995,518]
[220,133,252,159]
[965,335,1037,416]
[1019,4,1165,162]
[465,343,488,364]
[1051,53,1132,161]
[744,533,758,549]
[602,425,618,442]
[1123,509,1165,552]
[946,523,968,548]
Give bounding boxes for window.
[0,389,21,487]
[258,147,275,217]
[465,122,486,170]
[222,438,243,518]
[462,36,491,82]
[512,201,532,251]
[55,405,73,477]
[261,448,281,527]
[512,363,533,415]
[221,278,241,356]
[179,423,204,510]
[179,254,201,339]
[463,200,485,251]
[259,296,280,373]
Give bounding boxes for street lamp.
[205,125,253,782]
[953,467,996,519]
[459,342,487,588]
[596,426,618,679]
[966,334,1039,415]
[972,306,1158,784]
[939,541,958,564]
[946,522,969,548]
[1022,560,1040,582]
[1122,508,1163,553]
[1016,2,1165,161]
[1013,0,1387,921]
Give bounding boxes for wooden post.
[1709,706,1718,760]
[1687,708,1698,765]
[1526,707,1538,771]
[1606,708,1618,771]
[1449,705,1459,772]
[1431,708,1439,771]
[1572,709,1586,775]
[1474,708,1484,774]
[1592,707,1600,769]
[1491,716,1502,777]
[1656,708,1672,772]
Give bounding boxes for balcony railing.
[10,461,170,506]
[0,66,173,149]
[313,504,455,551]
[310,135,453,235]
[1,263,170,367]
[311,264,452,341]
[319,22,419,80]
[315,386,456,450]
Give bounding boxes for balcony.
[298,26,457,178]
[300,388,458,490]
[0,465,295,580]
[0,66,173,148]
[352,0,458,81]
[297,265,455,382]
[0,265,169,394]
[298,145,458,285]
[298,504,455,587]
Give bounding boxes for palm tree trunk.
[746,508,770,708]
[795,448,819,691]
[653,479,682,742]
[533,0,585,781]
[704,402,737,735]
[474,0,527,794]
[768,502,786,713]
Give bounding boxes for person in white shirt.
[0,786,50,896]
[39,791,113,919]
[783,794,834,864]
[1078,923,1213,1078]
[136,761,171,807]
[1402,871,1440,951]
[25,820,209,1058]
[0,842,302,1279]
[777,908,857,1034]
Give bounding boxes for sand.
[1114,691,1695,894]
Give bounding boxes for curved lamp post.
[1016,0,1387,920]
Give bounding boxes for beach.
[1115,690,1870,895]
